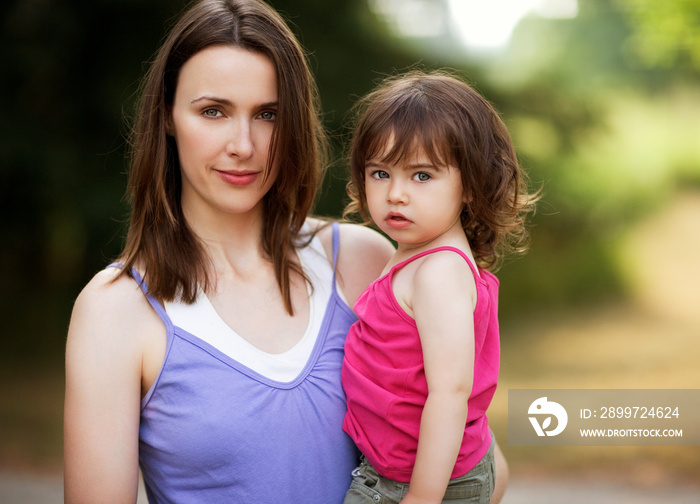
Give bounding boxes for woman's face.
[169,45,279,223]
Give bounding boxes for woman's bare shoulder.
[337,222,394,260]
[68,267,161,350]
[73,267,147,315]
[311,218,393,254]
[314,220,395,306]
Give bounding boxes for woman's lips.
[216,170,259,186]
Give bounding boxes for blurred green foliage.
[616,0,700,70]
[1,0,698,363]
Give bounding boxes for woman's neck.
[183,201,268,274]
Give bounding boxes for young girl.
[341,71,536,504]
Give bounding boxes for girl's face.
[364,139,466,251]
[169,45,279,224]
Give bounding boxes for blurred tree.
[0,0,190,361]
[616,0,700,71]
[493,0,700,313]
[2,0,698,362]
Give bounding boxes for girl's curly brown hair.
[344,70,538,270]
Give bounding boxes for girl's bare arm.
[401,252,477,504]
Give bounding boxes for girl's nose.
[387,179,408,204]
[226,118,254,159]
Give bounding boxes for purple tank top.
[135,223,359,503]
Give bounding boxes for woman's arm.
[64,270,163,504]
[401,252,477,504]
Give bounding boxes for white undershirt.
[164,230,335,382]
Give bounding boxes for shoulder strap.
[106,263,172,326]
[331,221,340,269]
[393,246,480,279]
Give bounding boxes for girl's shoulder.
[413,248,474,278]
[411,247,479,291]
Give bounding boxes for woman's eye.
[259,110,277,121]
[203,108,221,118]
[414,172,431,182]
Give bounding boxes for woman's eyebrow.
[190,96,279,109]
[191,95,232,105]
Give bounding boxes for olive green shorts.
[343,436,495,504]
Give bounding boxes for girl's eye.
[203,108,222,118]
[414,172,431,182]
[259,110,277,121]
[371,170,389,180]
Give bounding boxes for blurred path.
[0,472,62,504]
[501,480,700,504]
[502,478,700,503]
[1,471,698,503]
[0,471,149,503]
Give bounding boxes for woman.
[63,1,507,502]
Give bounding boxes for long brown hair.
[118,0,326,313]
[345,70,537,270]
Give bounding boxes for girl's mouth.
[386,213,411,229]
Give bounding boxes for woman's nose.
[226,118,254,159]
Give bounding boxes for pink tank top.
[342,246,500,482]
